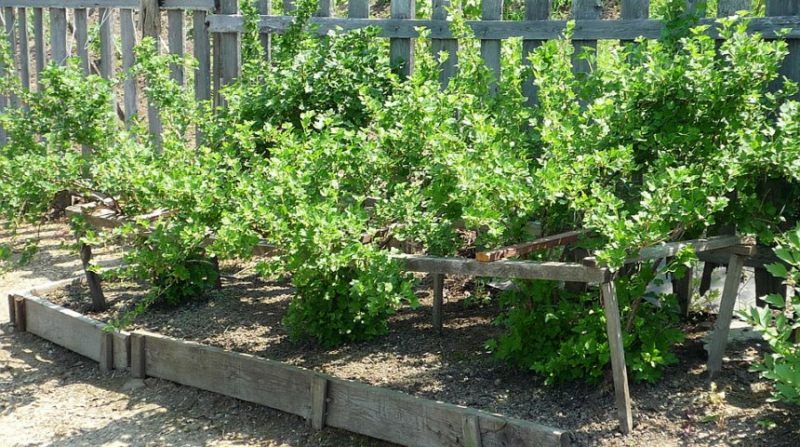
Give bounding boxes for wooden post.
[7,294,16,326]
[33,8,44,87]
[167,9,185,85]
[120,8,138,124]
[601,281,633,434]
[17,7,29,94]
[707,253,745,378]
[390,0,414,78]
[74,8,90,75]
[571,0,601,75]
[432,0,458,87]
[99,332,114,372]
[76,231,106,310]
[522,0,550,106]
[310,374,328,430]
[131,332,146,378]
[13,296,26,332]
[50,8,68,66]
[481,0,503,94]
[432,273,444,333]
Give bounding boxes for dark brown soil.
[45,263,800,447]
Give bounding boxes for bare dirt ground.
[0,221,390,447]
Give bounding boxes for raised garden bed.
[7,267,800,446]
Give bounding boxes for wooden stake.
[99,332,114,372]
[601,281,633,434]
[131,332,146,378]
[13,296,26,332]
[310,375,328,430]
[7,294,16,327]
[432,273,444,333]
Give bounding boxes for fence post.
[481,0,503,94]
[432,0,458,87]
[522,0,549,106]
[391,0,415,78]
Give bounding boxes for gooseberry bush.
[1,0,799,387]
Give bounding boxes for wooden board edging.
[135,330,571,447]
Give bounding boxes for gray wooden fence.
[0,0,797,142]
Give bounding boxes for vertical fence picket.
[283,0,296,13]
[74,8,90,75]
[317,0,333,16]
[348,0,368,18]
[390,0,414,78]
[194,9,211,102]
[571,0,601,75]
[142,0,163,148]
[432,0,457,87]
[767,1,800,91]
[120,8,138,123]
[33,8,43,86]
[522,0,548,105]
[217,0,240,106]
[50,8,68,66]
[17,7,28,95]
[257,0,271,60]
[100,9,115,79]
[621,1,648,28]
[718,0,750,16]
[4,7,17,107]
[480,0,502,93]
[168,9,185,84]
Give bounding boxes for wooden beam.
[582,235,751,267]
[392,254,610,283]
[476,230,584,262]
[707,253,745,378]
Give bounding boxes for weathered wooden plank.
[217,0,240,104]
[74,8,90,74]
[49,8,67,66]
[142,330,315,418]
[390,0,414,78]
[131,332,146,378]
[707,253,745,377]
[99,8,115,79]
[476,230,584,262]
[13,296,25,331]
[392,253,610,283]
[582,235,750,267]
[348,0,368,18]
[257,0,271,59]
[112,330,130,370]
[310,374,328,430]
[572,0,601,74]
[120,8,138,123]
[17,7,28,92]
[767,1,800,98]
[4,6,17,107]
[208,15,800,39]
[600,281,633,434]
[194,8,210,142]
[718,0,751,16]
[21,294,107,362]
[481,0,502,92]
[431,0,457,87]
[325,376,568,447]
[432,272,444,333]
[32,7,43,85]
[141,0,163,148]
[0,0,213,8]
[522,0,549,105]
[99,331,113,372]
[316,0,332,16]
[167,9,184,84]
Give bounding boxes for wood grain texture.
[167,9,185,84]
[431,0,457,86]
[392,254,610,283]
[22,294,108,362]
[522,0,549,105]
[480,0,503,93]
[707,253,745,377]
[142,330,315,418]
[74,8,90,74]
[476,230,584,262]
[601,281,633,434]
[390,0,414,78]
[49,8,67,66]
[120,8,138,122]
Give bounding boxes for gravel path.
[0,221,389,447]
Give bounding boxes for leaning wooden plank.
[582,235,750,267]
[600,281,633,434]
[49,8,67,66]
[142,330,315,418]
[19,293,109,363]
[707,253,745,378]
[476,230,584,262]
[392,254,609,283]
[206,15,800,40]
[325,376,569,447]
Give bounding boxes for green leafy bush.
[743,226,800,404]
